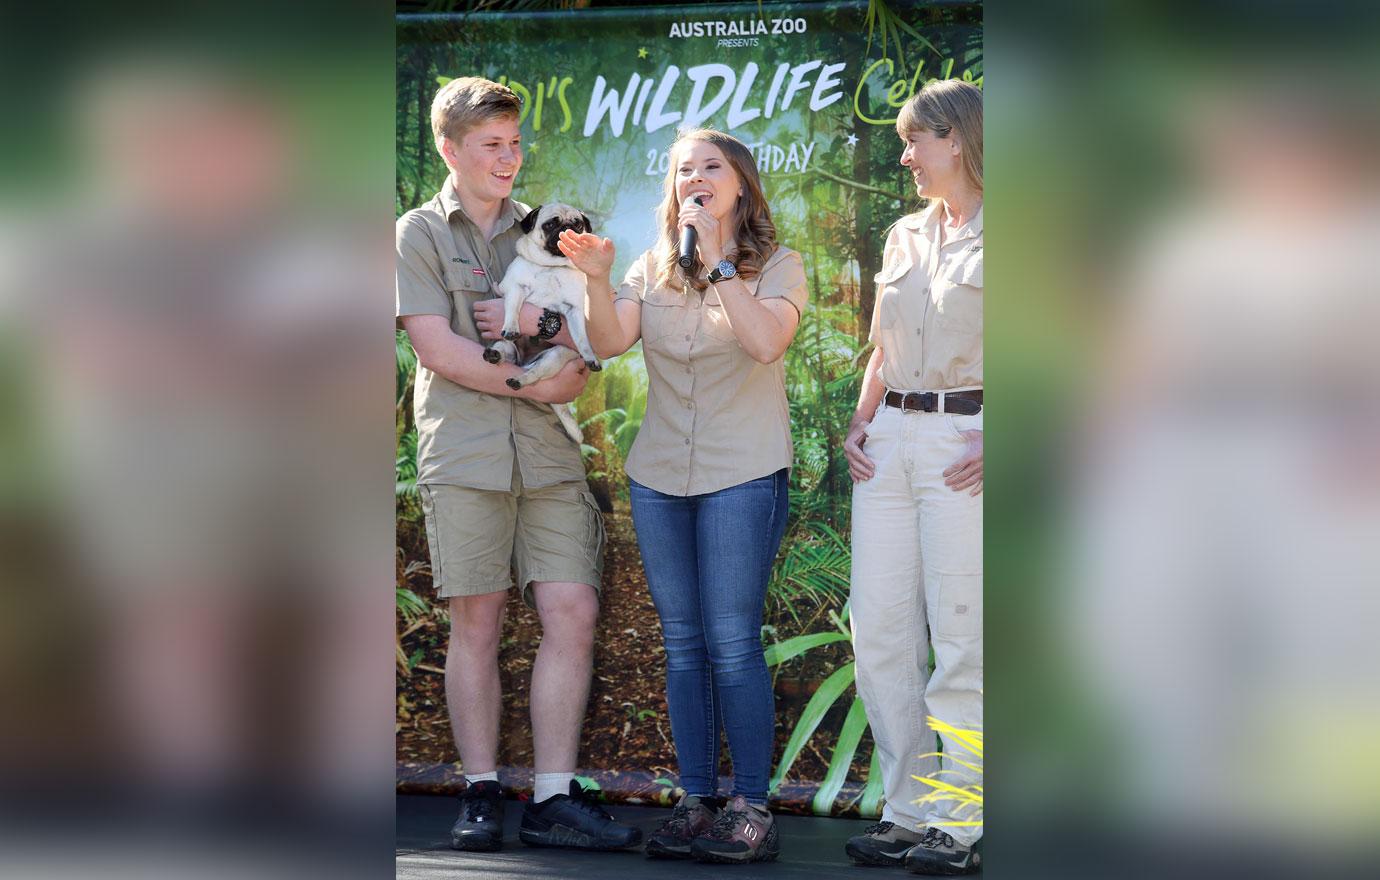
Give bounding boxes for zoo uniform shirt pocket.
[445,265,494,335]
[699,288,739,345]
[640,285,685,346]
[933,251,983,335]
[445,263,493,298]
[873,251,916,332]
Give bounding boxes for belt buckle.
[900,391,935,413]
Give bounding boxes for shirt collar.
[901,201,982,244]
[440,176,522,237]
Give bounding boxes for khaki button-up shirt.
[869,203,983,391]
[616,246,808,496]
[396,179,585,491]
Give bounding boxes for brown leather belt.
[883,389,983,415]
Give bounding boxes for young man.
[396,77,639,852]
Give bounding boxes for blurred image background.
[984,1,1380,876]
[0,3,396,878]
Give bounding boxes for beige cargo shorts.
[418,466,605,607]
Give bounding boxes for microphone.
[678,195,705,269]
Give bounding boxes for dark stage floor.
[397,794,879,879]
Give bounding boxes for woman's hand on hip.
[944,430,983,495]
[557,229,616,280]
[845,420,875,482]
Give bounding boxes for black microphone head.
[678,195,704,268]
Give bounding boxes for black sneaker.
[845,820,926,866]
[518,780,643,851]
[645,794,720,859]
[450,779,503,851]
[903,828,981,875]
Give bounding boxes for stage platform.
[397,794,879,879]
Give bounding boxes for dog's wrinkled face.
[520,203,593,257]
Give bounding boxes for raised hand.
[557,229,616,280]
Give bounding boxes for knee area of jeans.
[663,652,710,673]
[706,650,769,676]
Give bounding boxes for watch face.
[717,259,736,278]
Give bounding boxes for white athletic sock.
[534,772,575,803]
[465,771,498,785]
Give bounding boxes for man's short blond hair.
[430,77,522,147]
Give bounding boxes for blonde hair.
[654,129,778,293]
[896,79,983,195]
[430,76,521,148]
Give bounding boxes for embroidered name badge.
[450,257,473,264]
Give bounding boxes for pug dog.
[482,203,602,443]
[482,203,602,387]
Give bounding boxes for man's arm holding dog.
[397,216,586,403]
[472,298,577,349]
[401,314,587,403]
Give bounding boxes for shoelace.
[462,789,497,821]
[705,805,748,841]
[568,786,614,821]
[657,800,693,835]
[863,820,896,836]
[918,827,956,849]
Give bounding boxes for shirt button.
[916,327,922,335]
[684,438,691,446]
[684,367,691,374]
[684,334,692,341]
[914,370,920,377]
[686,401,693,409]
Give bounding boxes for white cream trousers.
[850,404,983,845]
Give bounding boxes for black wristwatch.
[535,309,563,340]
[707,259,737,284]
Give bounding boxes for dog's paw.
[585,360,602,372]
[502,329,522,341]
[482,347,502,365]
[505,377,523,390]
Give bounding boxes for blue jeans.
[629,469,789,804]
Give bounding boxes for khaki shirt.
[396,179,585,491]
[616,246,808,496]
[869,203,983,391]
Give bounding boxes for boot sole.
[689,844,780,864]
[845,839,911,866]
[645,838,694,859]
[450,832,502,852]
[519,825,640,851]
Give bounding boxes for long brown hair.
[654,129,778,293]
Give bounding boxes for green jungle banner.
[396,0,981,817]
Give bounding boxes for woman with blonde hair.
[842,79,984,875]
[557,128,807,864]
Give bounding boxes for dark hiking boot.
[645,794,720,859]
[689,795,779,864]
[450,779,503,851]
[903,828,981,875]
[518,780,642,851]
[845,820,926,867]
